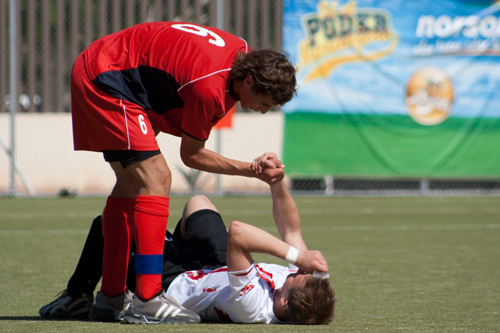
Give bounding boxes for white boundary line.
[1,223,499,236]
[0,229,89,236]
[301,224,500,232]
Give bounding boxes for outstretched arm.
[180,133,284,185]
[253,153,307,251]
[270,181,308,252]
[226,220,328,273]
[226,154,328,273]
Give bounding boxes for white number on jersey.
[138,114,148,134]
[172,23,226,47]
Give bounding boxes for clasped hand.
[250,152,285,185]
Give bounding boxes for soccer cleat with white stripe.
[39,290,93,319]
[122,292,200,324]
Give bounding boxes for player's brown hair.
[286,276,336,325]
[230,49,297,106]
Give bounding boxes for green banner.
[283,0,500,178]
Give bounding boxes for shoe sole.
[123,312,199,325]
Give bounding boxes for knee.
[186,195,216,211]
[182,195,217,220]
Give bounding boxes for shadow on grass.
[0,316,92,322]
[0,317,221,326]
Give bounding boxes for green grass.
[1,195,499,332]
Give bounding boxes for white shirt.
[166,263,297,323]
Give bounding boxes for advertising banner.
[282,0,500,178]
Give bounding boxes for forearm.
[227,221,294,272]
[227,221,328,273]
[180,134,284,184]
[270,181,307,251]
[182,145,253,177]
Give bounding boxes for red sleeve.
[178,74,228,141]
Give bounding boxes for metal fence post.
[214,0,225,197]
[9,0,17,196]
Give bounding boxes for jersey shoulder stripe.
[177,38,249,92]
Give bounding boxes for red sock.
[101,196,135,297]
[134,195,169,301]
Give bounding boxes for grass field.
[1,195,499,332]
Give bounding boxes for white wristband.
[285,246,299,265]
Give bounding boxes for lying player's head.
[230,49,297,106]
[286,275,336,325]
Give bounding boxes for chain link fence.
[290,177,500,197]
[1,0,289,197]
[0,0,282,114]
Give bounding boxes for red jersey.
[83,22,249,141]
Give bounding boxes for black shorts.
[161,209,228,290]
[103,149,161,168]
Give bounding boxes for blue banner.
[282,0,500,177]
